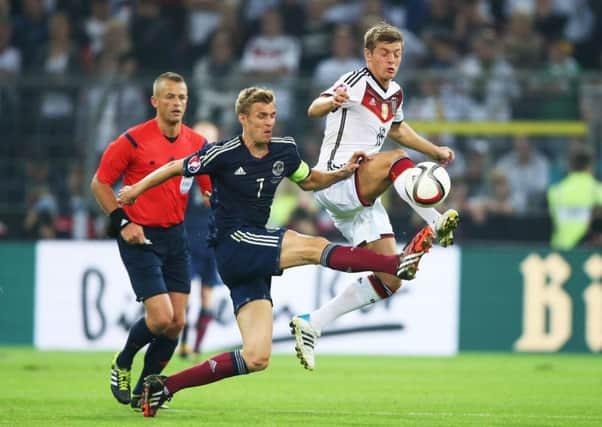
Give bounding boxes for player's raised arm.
[307,85,350,118]
[388,122,454,165]
[118,159,185,205]
[295,151,367,191]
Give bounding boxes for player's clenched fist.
[331,84,349,109]
[433,146,455,165]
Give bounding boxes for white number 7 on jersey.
[256,178,265,198]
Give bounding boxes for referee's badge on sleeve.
[180,176,193,194]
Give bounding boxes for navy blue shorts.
[214,226,285,314]
[117,223,191,301]
[188,238,221,287]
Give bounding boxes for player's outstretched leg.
[396,225,434,280]
[290,314,320,371]
[290,226,434,371]
[110,352,132,404]
[142,375,172,417]
[435,209,459,247]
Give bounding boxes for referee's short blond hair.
[364,22,403,51]
[235,87,275,115]
[152,72,186,96]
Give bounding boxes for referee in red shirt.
[91,72,211,409]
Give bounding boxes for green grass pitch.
[1,348,600,426]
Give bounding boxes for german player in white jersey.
[290,22,460,371]
[314,67,404,173]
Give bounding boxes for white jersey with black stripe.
[315,67,404,171]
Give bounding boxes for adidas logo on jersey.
[234,167,247,175]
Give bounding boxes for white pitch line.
[260,409,602,421]
[407,412,602,421]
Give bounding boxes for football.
[403,161,451,207]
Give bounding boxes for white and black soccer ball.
[403,161,451,207]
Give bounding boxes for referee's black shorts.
[117,223,191,301]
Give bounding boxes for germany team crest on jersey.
[361,84,403,123]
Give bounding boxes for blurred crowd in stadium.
[0,0,601,245]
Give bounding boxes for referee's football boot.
[142,375,172,417]
[110,352,131,404]
[290,314,320,371]
[396,225,433,280]
[130,394,142,411]
[435,209,459,247]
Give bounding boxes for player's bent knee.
[383,149,408,168]
[146,314,173,334]
[306,236,330,263]
[312,236,330,250]
[287,232,331,264]
[392,148,407,158]
[169,317,186,334]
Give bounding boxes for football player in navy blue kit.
[117,87,433,417]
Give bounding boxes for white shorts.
[314,175,393,247]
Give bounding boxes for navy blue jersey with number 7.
[182,135,309,240]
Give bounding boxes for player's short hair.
[152,71,186,96]
[364,22,403,51]
[235,87,275,115]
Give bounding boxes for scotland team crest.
[272,160,284,176]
